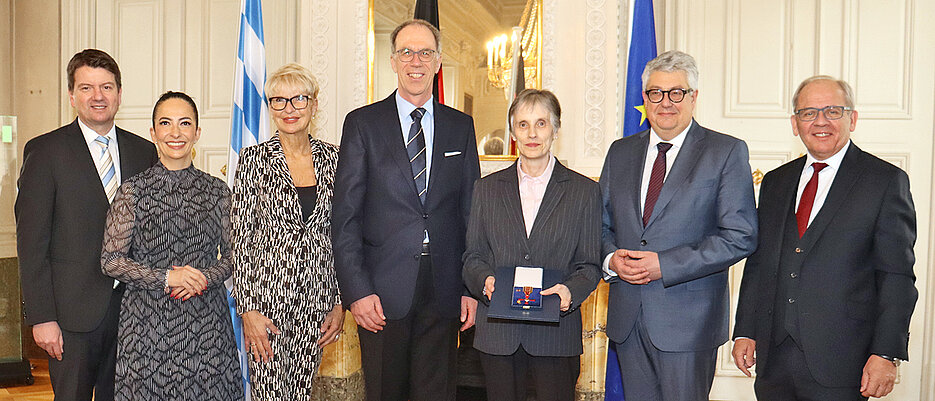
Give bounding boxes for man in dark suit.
[732,76,917,400]
[332,19,480,401]
[600,50,758,400]
[16,49,157,401]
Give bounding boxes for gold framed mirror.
[367,0,542,158]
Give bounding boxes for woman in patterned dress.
[101,91,242,400]
[231,63,344,400]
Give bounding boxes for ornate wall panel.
[583,0,606,158]
[724,0,792,117]
[850,0,913,119]
[202,0,241,118]
[113,0,164,119]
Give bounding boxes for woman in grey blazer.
[462,89,602,401]
[231,63,344,400]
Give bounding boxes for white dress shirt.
[795,140,850,227]
[603,122,693,278]
[395,92,435,243]
[395,92,435,190]
[78,118,122,186]
[78,118,122,287]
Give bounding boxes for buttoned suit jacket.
[16,119,158,331]
[600,121,758,351]
[462,160,602,357]
[333,92,481,319]
[733,143,917,387]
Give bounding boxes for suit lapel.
[798,145,864,247]
[623,132,650,232]
[66,120,109,205]
[376,92,421,203]
[644,121,705,229]
[266,135,306,226]
[775,157,806,242]
[498,163,529,245]
[426,99,450,206]
[528,159,569,240]
[115,127,139,183]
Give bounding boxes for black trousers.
[755,336,867,401]
[479,345,580,401]
[48,286,122,401]
[357,254,459,401]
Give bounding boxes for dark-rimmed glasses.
[644,88,693,104]
[794,105,853,121]
[268,95,310,111]
[394,48,437,63]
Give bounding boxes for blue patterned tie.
[407,108,427,204]
[94,135,118,202]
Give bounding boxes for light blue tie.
[94,135,117,202]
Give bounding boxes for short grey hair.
[792,75,856,110]
[508,89,562,134]
[641,50,699,91]
[391,19,442,54]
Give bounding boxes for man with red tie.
[732,76,918,400]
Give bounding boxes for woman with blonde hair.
[232,63,344,399]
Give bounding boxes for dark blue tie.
[407,107,427,204]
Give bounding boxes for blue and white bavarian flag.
[226,0,271,398]
[606,0,656,399]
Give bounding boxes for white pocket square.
[444,151,462,157]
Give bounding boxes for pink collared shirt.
[517,154,556,237]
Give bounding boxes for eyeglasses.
[268,95,310,111]
[794,105,853,121]
[394,48,437,63]
[644,88,694,104]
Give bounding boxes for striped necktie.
[643,142,673,227]
[407,107,427,204]
[94,135,118,202]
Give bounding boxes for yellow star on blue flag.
[635,104,648,126]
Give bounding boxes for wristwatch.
[876,354,901,367]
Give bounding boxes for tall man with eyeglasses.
[16,49,157,400]
[732,76,917,400]
[333,19,480,401]
[599,50,757,400]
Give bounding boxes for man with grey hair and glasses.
[732,75,917,400]
[600,50,758,399]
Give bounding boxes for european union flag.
[621,0,657,138]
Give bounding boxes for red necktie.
[643,142,673,227]
[796,162,828,237]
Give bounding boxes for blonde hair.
[265,63,320,100]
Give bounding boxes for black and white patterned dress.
[102,162,243,401]
[231,135,342,400]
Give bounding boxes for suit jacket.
[333,92,480,319]
[231,135,342,316]
[463,160,602,357]
[733,143,917,387]
[600,121,758,351]
[16,119,158,332]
